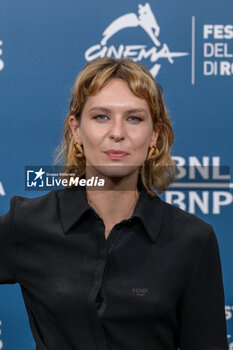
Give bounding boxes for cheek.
[81,124,103,147]
[130,128,152,149]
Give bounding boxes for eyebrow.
[88,107,148,114]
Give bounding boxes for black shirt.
[0,177,228,350]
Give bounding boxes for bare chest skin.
[105,228,111,240]
[104,220,119,239]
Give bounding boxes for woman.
[0,57,228,350]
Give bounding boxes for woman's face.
[69,78,160,179]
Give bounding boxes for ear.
[68,115,82,144]
[149,123,162,148]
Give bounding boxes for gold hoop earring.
[147,144,159,161]
[74,141,85,159]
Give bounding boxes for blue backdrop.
[0,1,232,349]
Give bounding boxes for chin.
[91,164,139,180]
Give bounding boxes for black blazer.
[0,180,228,350]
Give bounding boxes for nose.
[109,117,126,142]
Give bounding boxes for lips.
[104,150,129,155]
[104,150,129,159]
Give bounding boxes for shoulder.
[0,191,58,243]
[8,187,82,226]
[160,197,212,230]
[157,196,215,246]
[8,190,61,230]
[10,190,57,213]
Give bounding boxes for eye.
[92,114,109,121]
[127,116,143,122]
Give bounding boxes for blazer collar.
[55,174,164,244]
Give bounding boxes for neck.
[85,168,140,224]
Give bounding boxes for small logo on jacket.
[132,288,149,296]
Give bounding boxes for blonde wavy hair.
[54,57,177,196]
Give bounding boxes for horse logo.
[85,3,189,77]
[101,3,161,47]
